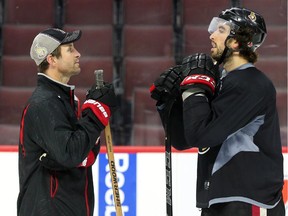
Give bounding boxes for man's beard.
[211,47,234,64]
[211,49,223,62]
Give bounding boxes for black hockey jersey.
[172,65,284,209]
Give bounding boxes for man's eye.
[218,27,226,33]
[219,29,225,33]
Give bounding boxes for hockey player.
[17,28,118,216]
[151,7,285,216]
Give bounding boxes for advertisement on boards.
[0,146,287,216]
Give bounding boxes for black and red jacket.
[17,74,102,216]
[165,65,284,209]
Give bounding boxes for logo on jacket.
[198,147,210,155]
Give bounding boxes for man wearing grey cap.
[17,28,118,216]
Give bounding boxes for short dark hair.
[38,46,62,73]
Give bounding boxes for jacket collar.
[37,73,76,102]
[37,73,75,90]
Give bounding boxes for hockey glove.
[82,83,118,127]
[150,65,182,104]
[78,137,100,167]
[180,53,220,98]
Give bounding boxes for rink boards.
[0,146,287,215]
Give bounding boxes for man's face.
[208,17,232,61]
[56,43,81,77]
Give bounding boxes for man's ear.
[46,54,56,65]
[227,38,239,50]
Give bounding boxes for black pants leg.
[201,199,285,216]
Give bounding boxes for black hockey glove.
[82,83,118,127]
[150,65,182,105]
[180,53,220,98]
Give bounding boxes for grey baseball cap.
[30,28,82,66]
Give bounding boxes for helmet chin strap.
[216,46,228,66]
[215,35,233,66]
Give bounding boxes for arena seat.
[4,0,54,24]
[2,56,113,88]
[183,0,287,26]
[2,56,37,87]
[256,57,287,89]
[124,0,172,25]
[132,124,164,146]
[259,26,287,57]
[276,90,287,127]
[132,87,161,125]
[69,57,113,87]
[0,0,286,147]
[183,0,228,25]
[2,24,51,56]
[0,87,33,124]
[242,0,287,25]
[124,25,173,57]
[124,57,174,98]
[0,124,20,144]
[64,0,113,25]
[64,25,113,56]
[3,24,113,57]
[183,25,211,56]
[280,127,287,147]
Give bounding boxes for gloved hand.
[150,65,182,104]
[180,53,220,98]
[78,137,100,167]
[82,83,118,127]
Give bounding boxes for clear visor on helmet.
[208,17,239,35]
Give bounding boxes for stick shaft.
[105,123,123,216]
[166,134,173,216]
[94,70,123,216]
[165,102,174,216]
[94,69,104,88]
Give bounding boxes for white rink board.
[0,149,287,216]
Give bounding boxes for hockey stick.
[161,100,175,216]
[165,124,172,216]
[94,70,123,216]
[166,103,174,216]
